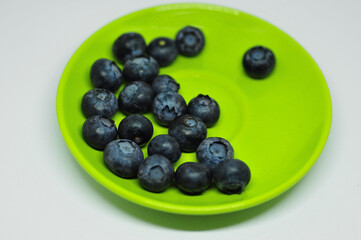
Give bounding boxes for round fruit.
[138,154,174,193]
[147,134,181,163]
[82,116,117,150]
[152,75,180,96]
[90,59,122,92]
[151,91,187,126]
[175,162,211,195]
[81,88,118,118]
[243,46,275,79]
[168,114,207,152]
[213,159,251,194]
[112,32,146,63]
[123,56,159,83]
[118,114,153,147]
[187,94,220,127]
[104,139,144,179]
[175,26,205,57]
[147,37,178,67]
[118,81,153,115]
[196,137,234,172]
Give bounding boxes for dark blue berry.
[152,75,180,96]
[118,114,153,147]
[168,114,207,152]
[82,116,117,150]
[151,91,187,127]
[146,37,178,67]
[112,32,146,64]
[243,46,275,79]
[196,137,234,172]
[175,162,211,195]
[81,88,118,118]
[147,134,181,163]
[213,159,251,194]
[118,81,153,115]
[188,94,220,127]
[104,139,144,178]
[137,154,174,193]
[175,26,205,57]
[90,59,122,92]
[123,56,159,83]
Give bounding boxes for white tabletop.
[1,0,360,239]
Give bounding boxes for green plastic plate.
[56,3,332,215]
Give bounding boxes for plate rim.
[56,2,332,215]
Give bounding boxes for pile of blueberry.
[81,25,275,195]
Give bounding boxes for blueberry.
[168,114,207,152]
[90,59,122,92]
[243,46,275,79]
[188,94,220,127]
[123,56,159,83]
[81,88,118,118]
[196,137,234,172]
[104,139,144,178]
[118,114,153,147]
[175,26,205,57]
[151,91,187,127]
[152,75,180,96]
[118,81,153,115]
[175,162,211,195]
[213,159,251,194]
[147,134,181,163]
[146,37,178,67]
[82,116,117,150]
[137,154,174,193]
[112,32,147,64]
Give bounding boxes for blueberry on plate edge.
[213,159,251,194]
[196,137,234,172]
[103,139,144,179]
[81,88,118,119]
[175,162,211,195]
[82,116,118,150]
[90,58,123,92]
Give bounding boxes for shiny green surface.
[56,3,332,215]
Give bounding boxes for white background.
[1,0,360,239]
